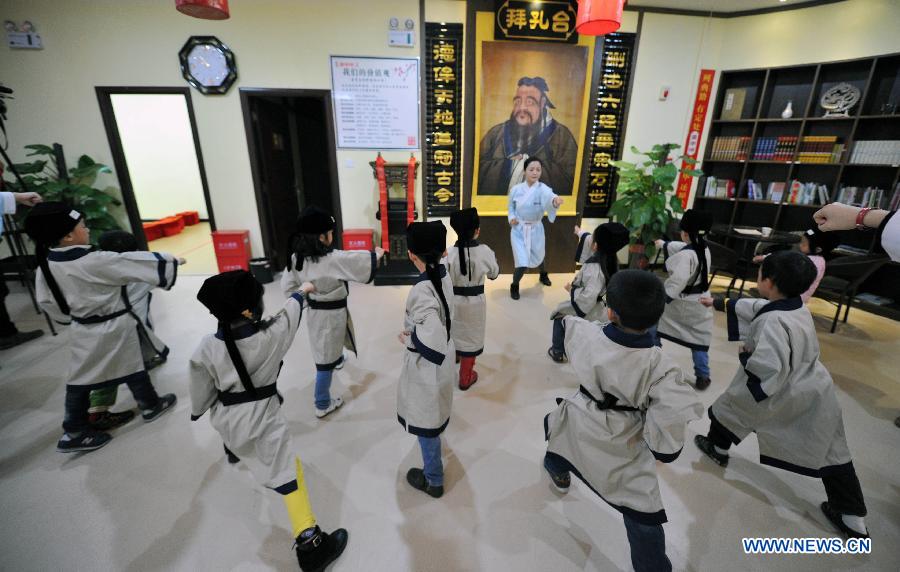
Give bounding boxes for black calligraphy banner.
[425,22,463,216]
[494,0,578,43]
[583,33,636,218]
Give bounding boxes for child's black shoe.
[223,444,240,464]
[543,458,570,493]
[406,468,444,498]
[295,525,349,572]
[695,376,711,391]
[89,410,135,431]
[694,434,729,467]
[547,347,567,363]
[510,283,520,300]
[57,431,112,453]
[539,272,552,286]
[821,502,869,539]
[144,354,167,371]
[142,393,177,422]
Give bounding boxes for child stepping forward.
[191,270,349,570]
[447,208,499,390]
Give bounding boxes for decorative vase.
[781,100,794,119]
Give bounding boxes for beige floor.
[0,273,898,571]
[148,221,218,275]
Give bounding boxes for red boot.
[459,356,478,391]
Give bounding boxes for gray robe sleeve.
[561,315,603,383]
[188,349,218,420]
[742,321,792,403]
[725,298,770,341]
[484,247,500,280]
[90,251,179,290]
[570,264,605,319]
[643,364,703,462]
[410,292,450,366]
[575,232,593,264]
[326,249,377,284]
[264,293,307,361]
[280,254,302,298]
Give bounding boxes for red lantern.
[576,0,624,36]
[176,0,230,20]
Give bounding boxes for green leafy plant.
[4,144,122,241]
[608,143,703,265]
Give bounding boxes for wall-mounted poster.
[471,11,593,216]
[330,56,420,149]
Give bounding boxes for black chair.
[814,254,889,333]
[707,239,745,296]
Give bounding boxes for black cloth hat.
[679,209,713,233]
[296,206,335,235]
[450,208,479,242]
[804,225,839,255]
[98,230,138,253]
[24,201,83,246]
[406,221,447,259]
[594,222,630,253]
[197,270,264,323]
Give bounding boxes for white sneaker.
[315,397,344,419]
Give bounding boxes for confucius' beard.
[507,110,543,154]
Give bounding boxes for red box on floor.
[159,215,185,237]
[142,221,164,241]
[342,228,374,251]
[212,230,250,273]
[178,211,200,225]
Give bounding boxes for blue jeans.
[417,435,443,486]
[64,373,159,434]
[551,318,565,354]
[314,370,333,410]
[692,349,710,379]
[623,514,672,572]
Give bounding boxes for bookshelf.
[695,53,900,320]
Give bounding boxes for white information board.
[331,56,420,149]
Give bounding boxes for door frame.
[239,88,343,263]
[96,86,216,250]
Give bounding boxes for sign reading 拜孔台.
[494,0,578,44]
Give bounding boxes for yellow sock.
[282,457,317,538]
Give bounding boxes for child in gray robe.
[398,221,455,498]
[25,202,178,453]
[695,250,869,539]
[548,222,629,363]
[281,206,383,418]
[87,230,171,431]
[543,269,703,572]
[190,270,348,571]
[447,208,499,390]
[654,209,715,390]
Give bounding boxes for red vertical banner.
[676,69,715,208]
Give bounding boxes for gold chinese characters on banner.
[495,0,578,43]
[425,22,463,215]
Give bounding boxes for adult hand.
[552,197,564,208]
[509,218,519,226]
[300,281,316,294]
[14,192,42,206]
[654,239,664,250]
[813,203,860,232]
[374,247,386,259]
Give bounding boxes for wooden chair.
[814,254,889,333]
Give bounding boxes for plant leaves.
[24,144,54,156]
[11,160,47,175]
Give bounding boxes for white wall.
[110,94,209,220]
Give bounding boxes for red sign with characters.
[676,69,715,208]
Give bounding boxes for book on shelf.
[835,185,892,208]
[796,135,842,164]
[766,181,785,202]
[752,136,797,161]
[708,136,751,160]
[890,182,900,211]
[720,88,747,120]
[785,180,829,205]
[849,140,900,165]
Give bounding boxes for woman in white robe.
[507,157,564,299]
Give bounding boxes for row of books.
[709,136,751,160]
[796,136,844,164]
[701,175,831,205]
[753,136,798,161]
[701,176,736,198]
[848,140,900,165]
[835,183,900,210]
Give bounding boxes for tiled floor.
[1,274,898,571]
[148,222,218,275]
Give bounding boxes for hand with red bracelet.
[813,203,888,232]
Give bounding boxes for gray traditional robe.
[551,233,610,324]
[35,245,178,388]
[710,297,853,476]
[657,241,714,351]
[447,242,499,356]
[189,293,306,489]
[545,317,703,524]
[281,249,377,370]
[126,283,168,363]
[397,265,456,437]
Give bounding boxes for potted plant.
[4,144,123,241]
[608,143,703,268]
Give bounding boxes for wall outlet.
[389,30,414,47]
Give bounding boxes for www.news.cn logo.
[742,537,871,554]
